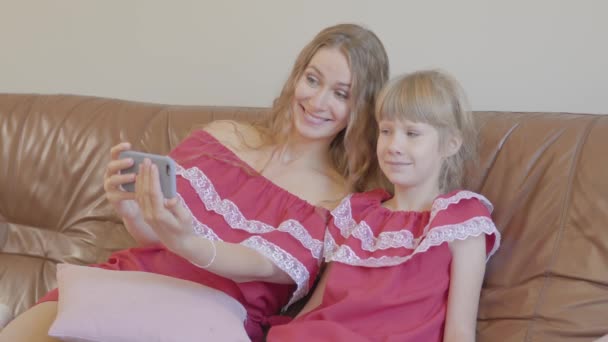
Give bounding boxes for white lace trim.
[178,192,311,308]
[331,195,416,251]
[425,190,494,235]
[177,193,221,241]
[240,236,310,308]
[176,164,323,259]
[330,190,494,252]
[325,216,500,267]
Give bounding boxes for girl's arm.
[443,234,488,342]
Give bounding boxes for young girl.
[0,24,389,342]
[267,70,501,341]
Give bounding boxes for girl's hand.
[135,158,193,252]
[103,142,141,221]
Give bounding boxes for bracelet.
[196,239,217,269]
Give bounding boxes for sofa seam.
[522,116,599,341]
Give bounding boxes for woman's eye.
[407,131,419,137]
[306,75,319,86]
[380,129,390,135]
[335,91,348,100]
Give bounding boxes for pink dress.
[38,130,328,341]
[267,189,500,342]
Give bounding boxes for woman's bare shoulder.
[202,120,263,150]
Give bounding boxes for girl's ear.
[444,133,463,158]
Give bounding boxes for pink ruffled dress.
[267,189,500,341]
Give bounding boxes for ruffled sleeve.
[420,190,500,260]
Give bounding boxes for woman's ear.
[443,133,463,158]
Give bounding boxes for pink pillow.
[48,264,250,342]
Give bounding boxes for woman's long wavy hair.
[255,23,390,192]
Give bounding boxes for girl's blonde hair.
[255,23,389,192]
[375,70,478,193]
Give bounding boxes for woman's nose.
[309,89,330,111]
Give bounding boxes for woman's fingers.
[166,197,190,224]
[137,160,185,236]
[110,142,131,160]
[105,141,132,179]
[106,190,136,202]
[135,160,146,212]
[148,163,165,212]
[138,159,159,223]
[104,157,134,181]
[104,173,135,192]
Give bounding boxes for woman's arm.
[118,120,252,247]
[136,158,294,284]
[177,235,293,284]
[444,234,487,342]
[121,214,160,246]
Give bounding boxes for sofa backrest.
[0,93,607,341]
[0,94,266,314]
[472,111,608,341]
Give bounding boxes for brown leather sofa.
[1,93,607,341]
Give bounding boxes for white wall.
[1,0,606,114]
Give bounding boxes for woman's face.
[291,47,352,144]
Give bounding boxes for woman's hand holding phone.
[103,142,192,250]
[103,142,142,221]
[134,158,194,253]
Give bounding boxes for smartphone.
[118,150,177,198]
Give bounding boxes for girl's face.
[376,118,445,194]
[291,47,352,144]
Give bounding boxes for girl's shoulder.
[427,190,500,259]
[430,190,494,223]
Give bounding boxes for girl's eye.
[380,129,391,135]
[406,131,420,137]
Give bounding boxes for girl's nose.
[387,137,404,155]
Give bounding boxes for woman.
[0,23,389,341]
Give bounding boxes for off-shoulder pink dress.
[38,130,329,341]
